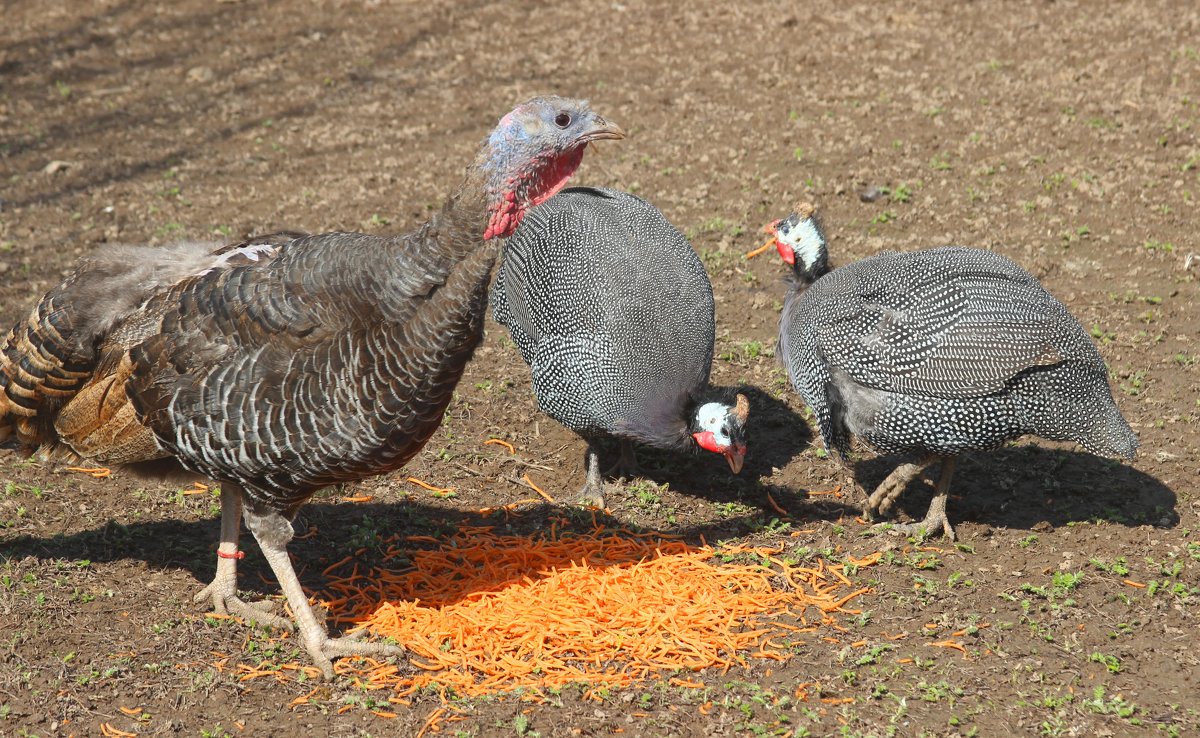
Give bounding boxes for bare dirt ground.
[1,0,1198,735]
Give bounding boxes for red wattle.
[485,147,588,240]
[776,239,795,265]
[692,430,726,454]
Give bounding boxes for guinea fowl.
[0,97,623,677]
[491,186,749,508]
[767,203,1138,539]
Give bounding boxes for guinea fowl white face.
[773,204,827,274]
[691,394,750,474]
[480,97,625,240]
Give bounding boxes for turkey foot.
[196,485,293,629]
[256,530,404,679]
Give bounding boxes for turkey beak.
[724,447,746,475]
[578,116,626,144]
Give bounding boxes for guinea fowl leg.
[243,502,403,679]
[575,441,607,508]
[604,439,639,479]
[884,456,958,541]
[864,454,937,520]
[193,484,292,630]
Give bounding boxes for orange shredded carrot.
[227,524,879,702]
[927,640,969,657]
[337,704,354,715]
[698,701,713,714]
[765,491,789,516]
[117,707,142,716]
[669,677,705,689]
[99,724,136,738]
[821,697,855,705]
[845,552,881,567]
[850,640,867,648]
[522,474,555,503]
[745,236,776,259]
[807,486,841,497]
[415,707,445,738]
[372,710,398,719]
[407,477,454,495]
[1123,579,1146,588]
[66,466,111,479]
[289,688,319,710]
[341,495,375,503]
[484,438,516,454]
[897,657,914,664]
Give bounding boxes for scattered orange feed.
[483,438,516,454]
[66,466,112,479]
[232,525,876,702]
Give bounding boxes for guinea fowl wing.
[818,249,1070,401]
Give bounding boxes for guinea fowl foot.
[864,457,934,520]
[880,494,956,541]
[876,457,958,541]
[574,442,608,508]
[603,439,640,479]
[574,480,607,509]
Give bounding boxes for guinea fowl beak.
[745,220,781,259]
[724,447,746,475]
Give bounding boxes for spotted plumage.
[771,203,1137,538]
[492,187,748,506]
[0,97,623,677]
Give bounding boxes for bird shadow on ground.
[593,384,816,502]
[0,495,793,617]
[851,444,1178,534]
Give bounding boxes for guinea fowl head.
[690,392,750,474]
[765,202,829,283]
[478,96,624,240]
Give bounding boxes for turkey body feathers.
[492,186,715,450]
[779,246,1138,461]
[127,230,500,515]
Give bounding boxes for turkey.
[491,186,749,508]
[768,202,1138,539]
[0,97,623,677]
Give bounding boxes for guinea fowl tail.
[1083,401,1139,460]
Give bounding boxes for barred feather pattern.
[492,187,717,451]
[0,236,295,453]
[128,226,499,517]
[779,246,1138,460]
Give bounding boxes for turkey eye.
[554,112,572,128]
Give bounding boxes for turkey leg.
[193,484,292,629]
[243,499,404,679]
